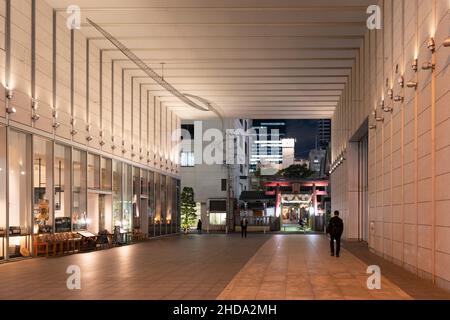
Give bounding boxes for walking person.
[327,210,344,257]
[197,219,202,234]
[240,216,248,238]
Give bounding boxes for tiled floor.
[1,234,449,300]
[217,235,450,300]
[0,234,269,300]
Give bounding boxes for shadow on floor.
[343,241,450,300]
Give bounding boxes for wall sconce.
[427,37,436,52]
[369,124,377,130]
[31,98,38,110]
[52,122,60,129]
[6,106,16,114]
[444,38,450,47]
[86,135,94,142]
[387,89,394,99]
[398,76,404,87]
[393,95,404,102]
[122,149,127,154]
[71,129,78,136]
[422,62,435,70]
[411,58,418,72]
[31,113,40,121]
[52,110,58,118]
[380,99,393,113]
[111,144,116,150]
[406,81,418,89]
[6,87,14,100]
[99,140,106,146]
[375,116,384,122]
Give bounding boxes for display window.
[0,126,6,260]
[72,149,87,231]
[8,130,32,258]
[33,136,54,234]
[122,164,133,232]
[101,157,112,191]
[54,144,71,233]
[132,167,140,230]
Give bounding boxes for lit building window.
[209,212,226,225]
[180,152,195,167]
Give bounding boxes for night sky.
[285,120,321,159]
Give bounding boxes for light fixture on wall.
[387,89,394,99]
[369,124,377,130]
[71,129,78,136]
[380,99,393,113]
[444,37,450,47]
[427,37,436,52]
[393,95,404,102]
[6,106,16,114]
[86,135,94,142]
[411,58,418,72]
[31,98,38,110]
[406,81,418,89]
[111,144,116,150]
[6,87,14,100]
[99,140,106,146]
[398,76,404,87]
[422,62,435,70]
[52,110,58,118]
[52,122,60,129]
[31,113,40,122]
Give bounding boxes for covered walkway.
[1,235,449,300]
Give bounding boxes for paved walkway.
[0,234,449,300]
[217,235,450,300]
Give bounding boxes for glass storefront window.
[154,173,161,236]
[112,160,122,230]
[160,174,166,235]
[122,164,132,232]
[132,167,140,231]
[0,126,6,260]
[8,130,32,258]
[33,137,53,234]
[72,149,87,231]
[210,213,226,225]
[54,144,71,232]
[101,157,112,191]
[148,171,155,237]
[166,176,172,234]
[87,153,100,189]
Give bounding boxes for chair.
[33,235,49,257]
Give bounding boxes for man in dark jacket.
[327,210,344,257]
[197,219,202,234]
[241,216,249,238]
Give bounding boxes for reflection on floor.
[0,234,449,300]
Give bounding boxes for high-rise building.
[250,120,287,172]
[317,119,331,149]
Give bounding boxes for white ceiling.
[45,0,372,120]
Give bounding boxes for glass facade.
[33,136,54,234]
[0,126,6,260]
[8,130,32,258]
[72,149,87,231]
[0,125,180,261]
[54,144,71,233]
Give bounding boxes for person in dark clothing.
[327,210,344,257]
[240,216,248,238]
[197,219,202,234]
